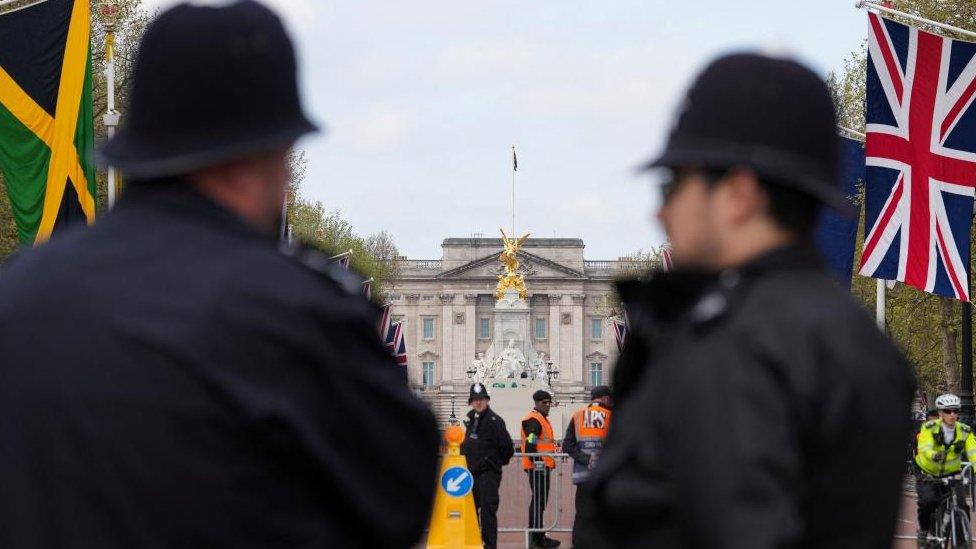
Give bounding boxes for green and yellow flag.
[0,0,96,245]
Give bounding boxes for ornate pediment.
[437,251,585,280]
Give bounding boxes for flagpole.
[855,0,976,41]
[511,145,516,235]
[876,279,885,330]
[99,0,121,209]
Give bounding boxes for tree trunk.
[942,297,960,392]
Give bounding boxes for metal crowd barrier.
[497,452,574,549]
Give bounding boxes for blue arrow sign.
[440,466,473,498]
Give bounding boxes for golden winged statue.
[496,228,531,300]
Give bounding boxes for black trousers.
[473,469,501,549]
[917,475,970,532]
[573,482,596,548]
[526,468,551,543]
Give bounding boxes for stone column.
[571,294,586,384]
[548,294,562,370]
[440,293,455,381]
[463,293,478,380]
[404,294,420,385]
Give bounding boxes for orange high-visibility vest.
[571,404,612,483]
[521,409,556,470]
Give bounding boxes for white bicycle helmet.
[936,393,962,410]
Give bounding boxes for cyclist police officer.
[460,383,514,549]
[916,393,976,545]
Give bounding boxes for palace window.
[534,317,547,340]
[422,317,435,340]
[590,317,603,340]
[423,362,436,387]
[589,362,603,387]
[479,317,491,340]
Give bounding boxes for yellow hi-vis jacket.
[916,419,976,477]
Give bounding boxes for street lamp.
[97,0,121,208]
[545,361,559,386]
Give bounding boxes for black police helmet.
[99,0,318,179]
[644,52,849,213]
[468,383,489,403]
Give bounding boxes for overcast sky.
[141,0,867,259]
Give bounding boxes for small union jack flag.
[858,13,976,300]
[660,244,673,272]
[394,324,408,367]
[377,304,392,339]
[611,317,628,352]
[330,250,352,271]
[383,320,399,355]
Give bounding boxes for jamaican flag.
[0,0,95,245]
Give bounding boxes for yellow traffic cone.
[425,424,483,549]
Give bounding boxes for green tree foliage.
[0,0,151,260]
[285,151,400,301]
[830,1,976,397]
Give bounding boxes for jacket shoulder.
[924,420,938,429]
[277,242,367,297]
[961,422,973,433]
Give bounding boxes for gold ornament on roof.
[496,228,530,300]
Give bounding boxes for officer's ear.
[714,168,766,226]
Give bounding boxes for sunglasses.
[944,409,960,415]
[658,168,726,203]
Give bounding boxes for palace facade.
[387,237,637,425]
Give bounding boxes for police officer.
[563,385,613,548]
[915,394,976,545]
[0,2,439,547]
[460,382,514,549]
[521,390,560,548]
[580,53,915,547]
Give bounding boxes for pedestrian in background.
[521,390,560,548]
[0,2,438,547]
[460,382,514,549]
[580,52,915,548]
[563,385,613,548]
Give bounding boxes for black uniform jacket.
[582,245,915,548]
[461,407,514,474]
[0,183,439,548]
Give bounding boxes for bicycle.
[921,463,974,548]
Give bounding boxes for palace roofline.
[441,237,584,248]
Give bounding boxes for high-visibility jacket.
[916,419,976,477]
[521,409,556,470]
[570,404,612,483]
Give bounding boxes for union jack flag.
[611,317,628,352]
[660,244,673,272]
[858,13,976,301]
[330,250,352,271]
[377,303,392,339]
[394,325,408,367]
[383,320,399,354]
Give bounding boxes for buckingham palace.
[386,236,637,425]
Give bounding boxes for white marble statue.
[499,339,526,378]
[532,351,550,386]
[471,352,487,383]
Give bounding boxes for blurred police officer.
[563,385,612,548]
[460,382,514,549]
[581,53,915,547]
[0,2,438,547]
[521,390,560,548]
